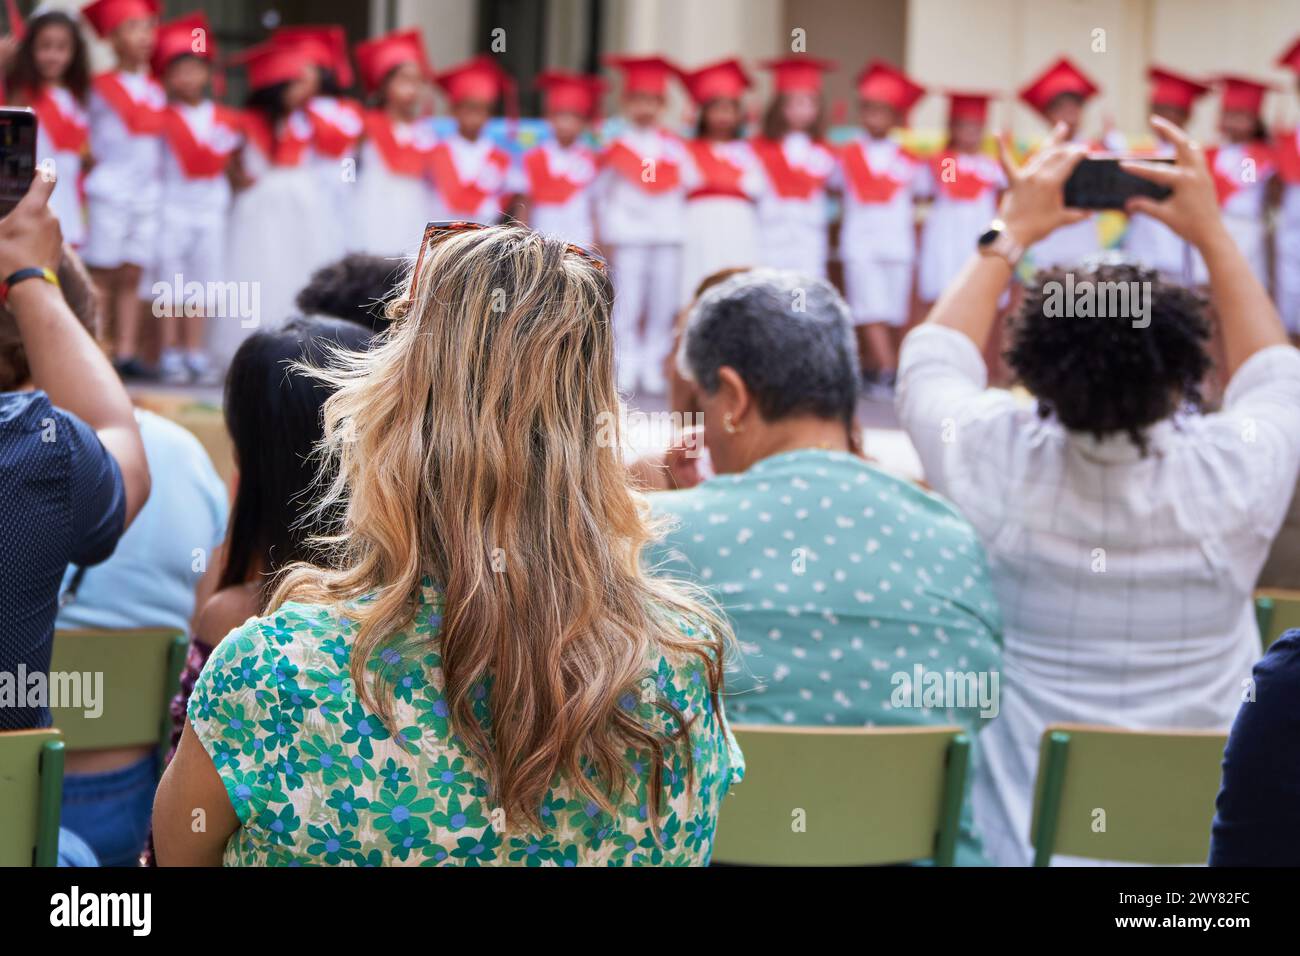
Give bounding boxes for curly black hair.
[1005,262,1212,454]
[296,254,405,332]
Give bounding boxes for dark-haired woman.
[896,119,1300,865]
[6,10,92,247]
[214,43,334,369]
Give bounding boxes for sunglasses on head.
[408,220,608,295]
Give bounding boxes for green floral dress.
[188,581,744,866]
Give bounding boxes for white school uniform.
[82,69,166,270]
[428,131,519,225]
[304,95,364,256]
[353,111,438,259]
[752,132,835,279]
[1275,129,1300,332]
[156,101,241,313]
[916,149,1006,303]
[679,138,763,306]
[215,110,338,369]
[28,86,88,248]
[522,139,598,248]
[834,133,922,327]
[597,125,691,394]
[1207,141,1276,288]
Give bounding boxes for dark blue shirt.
[0,390,125,729]
[1209,629,1300,866]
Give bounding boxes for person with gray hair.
[646,268,1005,865]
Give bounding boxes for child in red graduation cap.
[271,25,364,257]
[679,58,763,306]
[834,60,926,389]
[1273,38,1300,338]
[751,56,837,279]
[521,69,602,248]
[428,54,521,225]
[5,7,91,249]
[916,91,1006,307]
[1121,67,1210,285]
[152,11,242,385]
[1205,75,1276,286]
[351,28,438,257]
[597,54,691,395]
[1016,56,1105,270]
[80,0,165,380]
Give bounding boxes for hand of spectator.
[0,171,62,280]
[1121,116,1224,251]
[665,426,705,490]
[995,122,1089,247]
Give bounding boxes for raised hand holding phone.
[1120,116,1225,252]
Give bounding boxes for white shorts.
[82,195,159,271]
[843,257,912,327]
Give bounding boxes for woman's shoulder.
[640,603,725,716]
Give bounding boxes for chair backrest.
[49,629,187,763]
[0,729,64,866]
[710,724,970,866]
[1029,723,1227,866]
[1255,589,1300,650]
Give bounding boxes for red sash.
[1274,130,1300,185]
[686,140,747,200]
[364,111,430,177]
[839,140,912,203]
[92,72,164,135]
[929,149,997,201]
[308,98,364,158]
[600,139,681,193]
[160,105,241,179]
[523,146,590,205]
[1206,143,1275,205]
[28,86,88,154]
[429,141,510,213]
[750,137,826,199]
[240,112,310,168]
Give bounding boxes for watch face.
[977,227,1000,248]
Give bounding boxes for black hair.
[694,97,743,140]
[1006,262,1212,454]
[218,316,374,596]
[761,93,825,141]
[296,254,405,333]
[244,81,294,126]
[5,10,90,103]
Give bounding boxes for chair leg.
[934,734,970,866]
[1032,732,1070,867]
[35,740,65,867]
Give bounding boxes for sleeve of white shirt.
[1214,344,1300,536]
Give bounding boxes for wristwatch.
[977,219,1024,268]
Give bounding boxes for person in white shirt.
[895,117,1300,866]
[1275,38,1300,342]
[1205,76,1276,288]
[520,70,602,248]
[597,55,691,395]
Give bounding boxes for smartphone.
[1064,156,1172,210]
[0,107,37,218]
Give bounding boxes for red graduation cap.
[1018,56,1099,117]
[5,0,26,41]
[681,58,750,105]
[945,90,997,125]
[535,69,603,116]
[354,28,432,95]
[1147,66,1209,112]
[437,53,512,104]
[1278,37,1300,74]
[1216,74,1272,115]
[604,55,680,97]
[760,56,835,94]
[855,60,925,115]
[272,25,354,90]
[234,41,311,92]
[152,12,215,75]
[82,0,159,38]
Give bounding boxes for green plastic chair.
[711,725,971,866]
[1254,589,1300,651]
[49,629,187,773]
[0,729,65,866]
[1029,724,1227,866]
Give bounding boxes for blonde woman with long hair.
[154,223,743,866]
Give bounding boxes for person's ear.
[715,366,753,428]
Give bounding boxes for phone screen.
[1063,156,1173,211]
[0,108,37,217]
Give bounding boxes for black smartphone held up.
[0,107,37,218]
[1064,155,1173,210]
